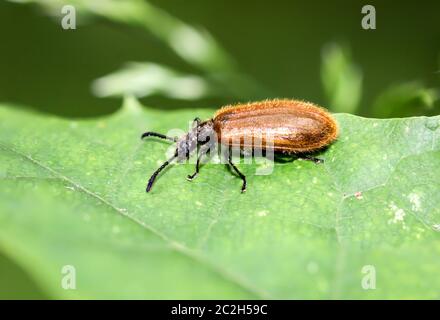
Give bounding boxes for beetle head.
[175,120,215,162]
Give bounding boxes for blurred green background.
[1,0,439,119]
[0,0,439,299]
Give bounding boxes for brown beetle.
[142,99,339,193]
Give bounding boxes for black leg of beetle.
[187,144,211,181]
[186,117,203,180]
[187,156,201,181]
[146,152,178,192]
[193,117,201,143]
[227,153,247,193]
[299,155,324,164]
[141,132,177,142]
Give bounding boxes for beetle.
[141,99,339,193]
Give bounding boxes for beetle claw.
[187,174,197,181]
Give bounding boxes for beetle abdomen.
[213,99,339,153]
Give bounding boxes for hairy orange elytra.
[213,99,339,153]
[142,99,339,193]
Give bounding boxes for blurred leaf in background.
[92,62,214,100]
[372,82,439,118]
[12,0,234,72]
[321,43,363,114]
[10,0,270,101]
[7,0,439,116]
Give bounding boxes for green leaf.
[372,82,439,118]
[1,97,440,299]
[91,62,214,100]
[321,43,363,114]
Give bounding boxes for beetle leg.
[227,152,247,193]
[187,143,212,181]
[299,155,324,164]
[141,132,177,142]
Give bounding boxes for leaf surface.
[1,98,439,299]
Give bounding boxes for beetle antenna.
[141,132,177,142]
[146,151,178,192]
